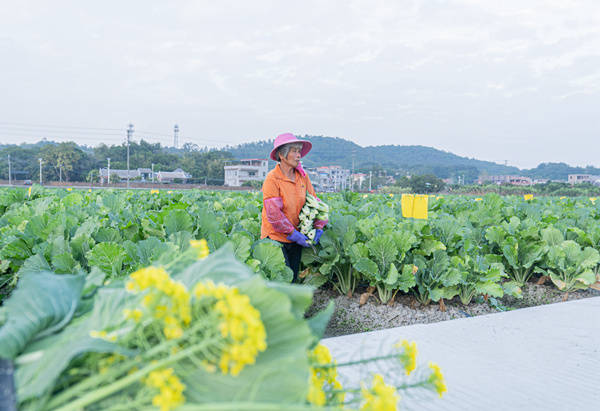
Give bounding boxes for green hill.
[225,135,521,183]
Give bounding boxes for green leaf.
[502,281,522,298]
[0,272,85,359]
[384,263,399,286]
[306,301,334,343]
[93,227,121,243]
[136,237,175,266]
[353,258,379,278]
[541,227,563,247]
[86,242,127,277]
[181,276,313,405]
[231,232,252,262]
[15,287,137,401]
[396,264,417,292]
[164,209,193,236]
[51,253,78,274]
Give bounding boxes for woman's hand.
[286,230,311,247]
[313,229,323,245]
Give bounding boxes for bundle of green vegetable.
[298,194,329,243]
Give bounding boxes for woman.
[261,133,328,282]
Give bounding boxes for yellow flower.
[167,190,173,194]
[89,330,117,342]
[193,280,267,376]
[395,340,418,375]
[307,344,344,406]
[28,186,32,197]
[150,189,159,194]
[590,197,597,204]
[126,266,191,340]
[307,371,327,406]
[475,197,483,201]
[389,193,394,197]
[88,189,92,193]
[123,308,143,322]
[360,374,399,411]
[559,196,566,200]
[66,187,72,192]
[145,368,185,411]
[189,239,209,260]
[363,194,368,198]
[428,362,447,397]
[523,194,533,201]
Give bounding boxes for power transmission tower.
[126,124,134,188]
[7,154,11,185]
[38,158,43,185]
[174,124,179,148]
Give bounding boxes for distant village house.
[224,159,268,187]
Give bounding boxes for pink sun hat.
[269,133,312,162]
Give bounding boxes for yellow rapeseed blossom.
[189,239,210,260]
[145,368,185,411]
[363,194,368,198]
[67,187,72,192]
[123,308,143,322]
[590,197,597,204]
[307,371,327,406]
[193,280,267,376]
[150,189,159,194]
[167,190,173,194]
[89,330,117,342]
[307,344,344,406]
[126,266,191,339]
[28,186,32,197]
[395,340,418,375]
[360,374,399,411]
[88,188,92,193]
[475,198,483,201]
[427,362,447,397]
[559,196,566,200]
[524,194,534,201]
[389,193,394,197]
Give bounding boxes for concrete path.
[322,297,600,411]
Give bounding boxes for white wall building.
[224,159,268,187]
[312,166,350,192]
[568,174,600,185]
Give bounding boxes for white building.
[156,168,192,183]
[568,174,600,185]
[99,167,153,184]
[224,159,268,187]
[311,166,351,192]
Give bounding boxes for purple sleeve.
[264,197,295,234]
[313,219,328,229]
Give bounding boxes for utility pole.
[59,164,62,183]
[127,124,134,189]
[369,171,372,191]
[38,158,43,185]
[7,154,11,185]
[151,163,154,183]
[107,158,111,185]
[174,124,179,148]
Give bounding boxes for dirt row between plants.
[307,284,600,338]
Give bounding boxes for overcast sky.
[1,0,599,169]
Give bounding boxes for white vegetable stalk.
[298,193,329,244]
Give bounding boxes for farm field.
[1,186,600,409]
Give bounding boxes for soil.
[307,283,600,338]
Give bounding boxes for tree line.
[0,141,233,184]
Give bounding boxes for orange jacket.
[261,164,317,243]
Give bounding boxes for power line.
[0,121,124,131]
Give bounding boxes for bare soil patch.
[307,284,600,338]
